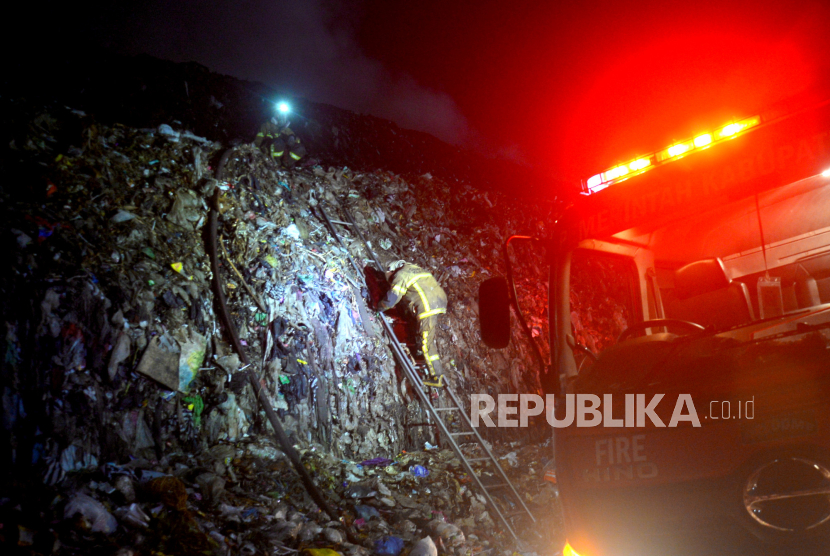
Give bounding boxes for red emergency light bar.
[582,115,761,194]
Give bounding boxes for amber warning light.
[562,542,583,556]
[582,115,761,194]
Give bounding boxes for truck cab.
[481,98,830,555]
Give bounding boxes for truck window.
[569,248,640,361]
[643,174,830,326]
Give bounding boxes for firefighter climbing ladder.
[316,202,536,540]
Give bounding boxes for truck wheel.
[738,451,830,544]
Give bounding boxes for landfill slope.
[0,82,562,554]
[6,50,563,201]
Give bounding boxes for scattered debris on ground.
[1,69,562,555]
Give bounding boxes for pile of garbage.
[2,440,562,555]
[0,92,561,555]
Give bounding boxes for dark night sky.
[18,0,830,190]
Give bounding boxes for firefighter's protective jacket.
[254,120,285,159]
[255,120,281,146]
[378,263,447,319]
[378,263,447,377]
[254,121,304,163]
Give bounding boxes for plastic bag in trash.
[409,537,438,556]
[283,223,301,239]
[114,503,151,528]
[409,465,429,478]
[355,504,381,521]
[346,480,378,499]
[428,520,465,547]
[175,327,206,392]
[64,493,118,534]
[373,535,405,556]
[158,123,179,139]
[500,451,519,467]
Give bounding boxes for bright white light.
[629,158,650,171]
[605,165,629,180]
[693,133,712,148]
[667,143,691,157]
[277,102,290,114]
[823,168,830,177]
[586,174,603,189]
[719,123,742,137]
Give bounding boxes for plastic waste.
[139,469,167,482]
[354,504,381,521]
[500,451,519,467]
[283,223,301,239]
[346,481,378,499]
[409,536,438,556]
[2,75,558,556]
[114,475,136,503]
[60,445,98,473]
[409,465,430,478]
[373,535,405,556]
[322,528,345,543]
[107,331,132,380]
[428,519,465,547]
[114,503,151,528]
[64,493,118,534]
[247,444,284,460]
[157,123,179,139]
[111,210,136,223]
[183,395,205,426]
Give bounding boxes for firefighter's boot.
[423,374,444,388]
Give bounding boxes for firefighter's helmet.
[388,260,407,272]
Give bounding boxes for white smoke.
[115,0,472,145]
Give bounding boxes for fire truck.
[479,96,830,555]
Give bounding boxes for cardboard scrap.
[136,333,180,391]
[136,328,206,392]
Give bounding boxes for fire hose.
[206,179,356,542]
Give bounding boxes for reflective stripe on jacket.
[380,263,446,319]
[254,121,281,147]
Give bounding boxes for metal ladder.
[317,203,536,540]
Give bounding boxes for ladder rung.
[504,511,530,518]
[324,206,525,542]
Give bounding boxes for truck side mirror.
[479,277,511,349]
